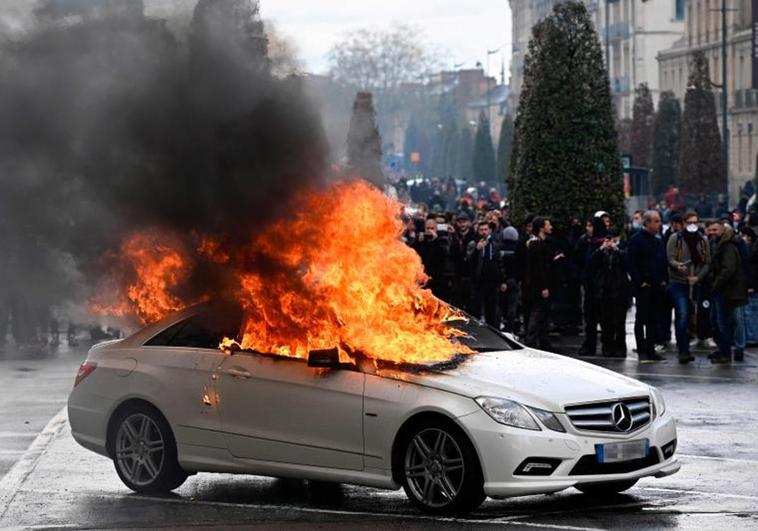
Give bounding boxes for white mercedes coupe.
[68,302,680,514]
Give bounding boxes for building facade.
[658,0,755,203]
[509,0,685,118]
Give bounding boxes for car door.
[138,303,242,449]
[216,351,365,471]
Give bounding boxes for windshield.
[447,317,521,352]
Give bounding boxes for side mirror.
[307,347,341,369]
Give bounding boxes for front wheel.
[575,479,638,496]
[111,404,187,493]
[400,419,485,515]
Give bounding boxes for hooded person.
[499,225,521,333]
[577,215,608,356]
[706,221,749,363]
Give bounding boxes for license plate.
[595,439,649,463]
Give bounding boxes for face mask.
[632,222,641,230]
[686,224,698,233]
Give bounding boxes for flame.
[91,231,195,324]
[94,180,472,365]
[226,180,471,365]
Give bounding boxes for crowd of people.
[401,178,758,364]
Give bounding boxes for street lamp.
[486,45,505,129]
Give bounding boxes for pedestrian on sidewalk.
[666,211,710,363]
[626,210,667,363]
[705,221,748,364]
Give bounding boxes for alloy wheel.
[115,413,165,487]
[403,427,465,508]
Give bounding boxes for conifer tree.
[630,83,654,169]
[678,51,725,195]
[496,114,514,184]
[347,92,383,185]
[510,1,623,229]
[472,111,496,182]
[456,127,473,180]
[651,91,681,196]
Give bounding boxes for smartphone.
[436,223,448,232]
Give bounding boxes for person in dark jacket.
[578,216,607,356]
[625,210,667,363]
[589,229,630,357]
[450,212,477,310]
[706,221,749,363]
[499,226,521,333]
[413,218,450,301]
[739,226,758,345]
[466,221,507,327]
[731,227,751,360]
[523,217,553,350]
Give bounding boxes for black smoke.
[0,0,329,339]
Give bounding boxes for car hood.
[403,348,651,412]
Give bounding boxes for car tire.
[399,418,485,515]
[575,479,638,496]
[111,403,187,494]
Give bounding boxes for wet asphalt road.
[1,327,758,530]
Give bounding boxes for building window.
[675,0,685,20]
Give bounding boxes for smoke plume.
[0,0,330,332]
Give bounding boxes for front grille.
[564,397,651,433]
[569,448,660,475]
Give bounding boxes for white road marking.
[639,486,758,501]
[0,407,67,518]
[0,432,38,439]
[677,453,758,464]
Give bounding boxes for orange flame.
[226,180,470,365]
[91,231,195,324]
[94,180,472,365]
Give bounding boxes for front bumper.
[458,408,679,498]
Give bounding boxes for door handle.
[225,367,252,379]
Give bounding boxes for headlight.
[528,407,566,432]
[651,387,666,417]
[475,397,540,430]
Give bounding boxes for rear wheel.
[575,479,638,496]
[111,404,187,493]
[400,418,485,515]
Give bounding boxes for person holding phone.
[466,221,507,328]
[413,218,449,300]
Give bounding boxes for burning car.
[68,301,679,515]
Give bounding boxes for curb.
[0,407,68,518]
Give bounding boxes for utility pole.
[486,46,503,139]
[721,0,729,197]
[605,0,610,74]
[710,0,736,198]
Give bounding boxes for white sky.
[260,1,513,77]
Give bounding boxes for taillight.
[74,361,97,387]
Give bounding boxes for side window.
[144,304,242,349]
[144,319,188,347]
